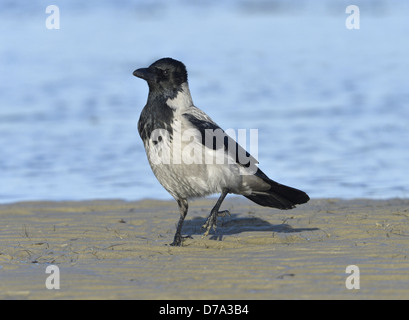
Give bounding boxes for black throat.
[138,92,175,143]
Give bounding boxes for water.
[1,0,408,203]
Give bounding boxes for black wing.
[183,113,258,168]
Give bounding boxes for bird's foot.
[202,210,230,237]
[169,233,192,247]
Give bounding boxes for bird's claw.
[169,234,193,246]
[202,210,230,237]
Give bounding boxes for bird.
[133,57,309,246]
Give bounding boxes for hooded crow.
[133,57,309,246]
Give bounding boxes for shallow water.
[1,1,408,203]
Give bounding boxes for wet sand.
[1,197,409,299]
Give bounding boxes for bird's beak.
[133,68,155,81]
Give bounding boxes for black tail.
[244,170,310,210]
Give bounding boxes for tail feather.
[244,170,310,210]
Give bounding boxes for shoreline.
[1,197,409,299]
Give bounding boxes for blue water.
[1,0,409,203]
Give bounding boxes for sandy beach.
[1,197,409,300]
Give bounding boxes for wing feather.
[182,107,258,168]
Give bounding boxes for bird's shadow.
[183,213,319,241]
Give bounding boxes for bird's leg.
[202,189,230,237]
[170,199,189,246]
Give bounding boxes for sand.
[1,197,409,300]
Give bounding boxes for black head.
[133,58,188,97]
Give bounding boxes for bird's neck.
[165,82,193,112]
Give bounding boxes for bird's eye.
[163,69,168,75]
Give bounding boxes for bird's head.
[133,58,188,98]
